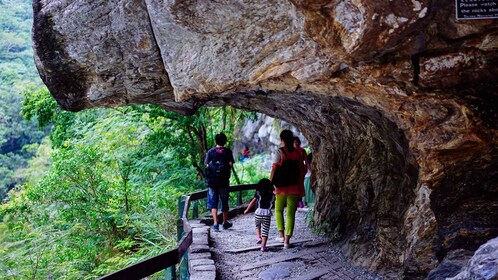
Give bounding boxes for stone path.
[209,209,382,280]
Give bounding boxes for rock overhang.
[32,0,498,277]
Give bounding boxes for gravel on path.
[210,209,382,280]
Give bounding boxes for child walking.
[244,178,275,252]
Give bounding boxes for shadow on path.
[210,209,382,280]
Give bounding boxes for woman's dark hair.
[293,136,301,146]
[215,133,227,146]
[280,129,295,151]
[257,178,273,194]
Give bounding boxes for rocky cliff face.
[233,114,309,158]
[32,0,498,278]
[446,236,498,280]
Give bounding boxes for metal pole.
[231,166,243,205]
[237,190,242,206]
[165,265,176,280]
[179,252,189,280]
[177,196,186,241]
[178,195,186,219]
[192,201,198,219]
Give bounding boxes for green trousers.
[275,194,300,237]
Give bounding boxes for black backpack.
[205,148,230,187]
[272,148,300,188]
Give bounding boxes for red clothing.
[272,147,306,196]
[298,147,307,161]
[297,147,308,191]
[242,149,250,157]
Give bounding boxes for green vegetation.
[1,86,266,278]
[0,0,45,200]
[0,1,270,278]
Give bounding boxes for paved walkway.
[209,209,382,280]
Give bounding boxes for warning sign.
[456,0,498,19]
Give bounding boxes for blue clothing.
[207,187,229,212]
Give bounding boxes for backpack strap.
[207,148,215,163]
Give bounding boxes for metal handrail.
[98,184,257,280]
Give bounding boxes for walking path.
[209,209,382,280]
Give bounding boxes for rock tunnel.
[228,92,420,275]
[31,0,498,278]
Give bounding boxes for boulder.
[447,237,498,280]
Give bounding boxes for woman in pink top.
[270,130,306,248]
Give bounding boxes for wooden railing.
[98,184,257,280]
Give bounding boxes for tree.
[136,105,255,179]
[0,0,45,199]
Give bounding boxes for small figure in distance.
[293,136,309,208]
[240,145,251,163]
[204,132,235,232]
[244,178,275,252]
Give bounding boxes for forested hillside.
[3,91,265,278]
[0,0,46,200]
[0,1,266,278]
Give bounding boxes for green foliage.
[0,0,34,74]
[20,85,76,148]
[232,154,270,184]
[1,100,257,278]
[1,107,185,278]
[305,207,315,228]
[0,1,262,276]
[12,138,52,186]
[20,86,60,129]
[229,154,271,205]
[131,104,255,180]
[0,0,45,199]
[0,87,46,198]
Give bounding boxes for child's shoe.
[298,201,304,208]
[260,246,268,252]
[256,237,262,244]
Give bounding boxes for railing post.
[178,195,186,219]
[177,195,187,241]
[165,265,176,280]
[192,201,198,219]
[179,251,189,279]
[167,195,187,280]
[237,190,243,206]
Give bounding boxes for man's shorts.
[207,187,229,212]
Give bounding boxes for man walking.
[204,133,234,231]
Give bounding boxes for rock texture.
[447,237,498,280]
[426,249,474,280]
[233,114,308,159]
[32,0,498,278]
